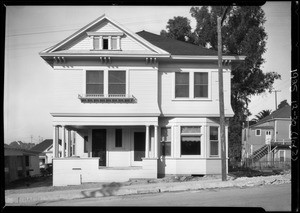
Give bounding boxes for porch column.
[53,125,59,158]
[145,125,150,158]
[154,125,158,158]
[65,128,70,157]
[62,125,66,158]
[68,129,72,157]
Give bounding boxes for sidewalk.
[5,173,291,205]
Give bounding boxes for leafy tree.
[191,6,281,162]
[251,109,272,123]
[161,6,281,162]
[160,16,193,42]
[278,99,290,109]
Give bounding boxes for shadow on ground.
[5,175,52,190]
[81,182,121,197]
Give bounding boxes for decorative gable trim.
[87,32,124,36]
[40,14,170,56]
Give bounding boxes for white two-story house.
[39,15,245,186]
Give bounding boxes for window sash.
[161,142,171,156]
[111,37,118,49]
[93,37,99,50]
[210,140,219,156]
[108,71,126,94]
[86,71,104,94]
[175,73,189,98]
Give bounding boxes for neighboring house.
[4,144,40,184]
[30,139,62,168]
[241,105,291,167]
[39,14,245,186]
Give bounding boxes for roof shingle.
[30,139,61,153]
[136,30,219,56]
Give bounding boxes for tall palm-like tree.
[251,109,272,123]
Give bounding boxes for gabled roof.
[30,139,61,153]
[40,14,169,56]
[136,30,218,56]
[136,30,245,60]
[250,105,291,128]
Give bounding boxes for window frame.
[173,70,211,101]
[255,129,261,136]
[86,70,104,95]
[83,68,129,96]
[179,125,203,157]
[160,126,172,157]
[175,72,190,98]
[209,126,220,157]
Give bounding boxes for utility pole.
[271,90,281,110]
[218,6,230,181]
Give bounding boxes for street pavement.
[36,183,291,211]
[4,173,291,205]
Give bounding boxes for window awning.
[181,136,200,142]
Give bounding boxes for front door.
[132,132,145,166]
[92,129,107,166]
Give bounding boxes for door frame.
[130,127,145,166]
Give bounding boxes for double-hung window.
[209,126,219,156]
[86,71,104,95]
[108,71,126,95]
[175,71,209,99]
[161,127,171,156]
[175,73,189,98]
[194,72,208,98]
[180,126,202,155]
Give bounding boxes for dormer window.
[87,32,123,51]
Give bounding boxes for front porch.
[51,116,160,186]
[53,157,158,186]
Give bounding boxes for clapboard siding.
[51,64,160,114]
[158,62,233,116]
[67,20,150,51]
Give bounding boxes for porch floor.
[98,166,142,170]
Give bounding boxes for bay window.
[180,126,201,155]
[161,127,171,156]
[209,126,219,156]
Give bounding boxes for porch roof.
[51,114,159,126]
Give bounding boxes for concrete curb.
[5,174,291,204]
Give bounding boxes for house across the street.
[4,144,40,184]
[241,105,291,168]
[30,139,62,168]
[39,14,245,186]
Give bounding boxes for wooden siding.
[51,64,160,115]
[158,62,233,116]
[276,120,291,141]
[67,20,151,52]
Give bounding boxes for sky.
[4,2,292,144]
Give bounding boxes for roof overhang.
[171,55,246,60]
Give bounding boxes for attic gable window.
[87,32,123,50]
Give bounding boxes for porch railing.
[78,94,136,103]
